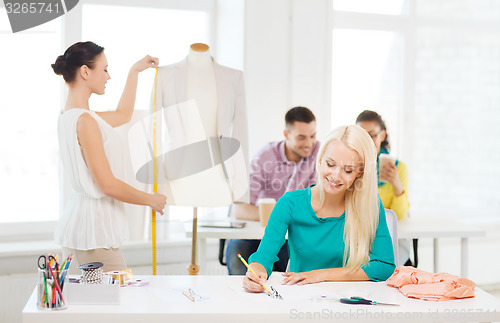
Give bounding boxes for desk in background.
[185,217,485,277]
[23,275,500,323]
[397,217,485,277]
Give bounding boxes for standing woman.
[356,110,411,265]
[243,125,395,292]
[52,41,166,272]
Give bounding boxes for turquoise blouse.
[249,186,395,281]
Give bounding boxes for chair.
[412,238,419,267]
[218,239,227,266]
[384,208,399,267]
[408,211,419,267]
[399,211,419,267]
[218,204,233,266]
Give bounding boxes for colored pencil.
[47,259,65,305]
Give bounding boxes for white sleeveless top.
[54,109,128,250]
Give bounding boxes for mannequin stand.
[187,207,200,275]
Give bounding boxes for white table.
[185,217,485,277]
[23,275,500,323]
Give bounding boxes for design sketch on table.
[177,288,210,302]
[237,253,283,300]
[231,283,342,302]
[147,287,217,304]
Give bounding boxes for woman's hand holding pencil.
[239,254,269,293]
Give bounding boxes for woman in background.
[243,125,395,292]
[356,110,411,266]
[52,41,166,272]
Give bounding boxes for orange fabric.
[387,266,476,301]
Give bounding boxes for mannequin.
[146,43,249,206]
[167,43,233,205]
[187,43,218,137]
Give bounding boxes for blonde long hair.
[315,125,379,270]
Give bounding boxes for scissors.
[38,255,48,270]
[340,296,399,306]
[39,255,57,269]
[38,255,56,270]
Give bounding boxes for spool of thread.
[106,271,127,286]
[78,262,104,284]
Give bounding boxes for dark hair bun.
[51,41,104,83]
[51,55,67,76]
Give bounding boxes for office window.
[0,10,62,223]
[416,0,500,20]
[82,4,210,113]
[332,0,408,15]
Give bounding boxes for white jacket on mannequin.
[149,57,249,206]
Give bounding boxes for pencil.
[47,260,65,305]
[182,290,195,302]
[237,254,273,295]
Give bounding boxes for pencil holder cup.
[37,267,69,310]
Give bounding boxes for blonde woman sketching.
[243,125,395,292]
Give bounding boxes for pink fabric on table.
[387,266,476,301]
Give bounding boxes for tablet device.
[199,221,246,229]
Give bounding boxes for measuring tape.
[152,68,159,275]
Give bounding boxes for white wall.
[289,0,331,139]
[214,0,245,70]
[244,0,331,156]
